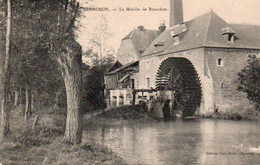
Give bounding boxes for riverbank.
[92,105,155,124]
[201,106,260,120]
[94,105,260,121]
[0,106,126,165]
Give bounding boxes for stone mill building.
[104,0,260,117]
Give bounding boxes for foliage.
[82,53,115,112]
[96,105,153,120]
[84,49,115,66]
[202,105,259,120]
[2,0,113,112]
[82,65,104,111]
[1,0,67,107]
[0,0,84,143]
[82,18,116,111]
[238,55,260,109]
[2,0,83,108]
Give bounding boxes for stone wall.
[117,39,139,65]
[135,47,259,115]
[138,48,205,89]
[137,48,211,114]
[205,48,260,112]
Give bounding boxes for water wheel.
[156,57,202,117]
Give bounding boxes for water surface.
[84,119,260,165]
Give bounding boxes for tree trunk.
[0,0,11,141]
[24,85,31,120]
[8,91,12,103]
[57,41,83,144]
[32,115,39,130]
[31,90,34,112]
[14,89,19,106]
[19,86,22,105]
[53,90,61,109]
[0,93,10,140]
[19,85,24,115]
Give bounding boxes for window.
[221,83,224,89]
[221,27,236,43]
[228,34,234,42]
[173,36,180,45]
[146,78,150,88]
[217,58,224,67]
[131,79,135,89]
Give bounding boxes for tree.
[8,1,65,119]
[82,51,115,112]
[238,55,260,110]
[2,0,83,143]
[57,38,83,144]
[88,15,112,64]
[85,16,115,110]
[0,0,12,141]
[53,0,83,144]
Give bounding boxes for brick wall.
[205,48,260,111]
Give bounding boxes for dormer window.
[222,27,237,43]
[228,34,234,42]
[173,36,180,45]
[170,23,187,45]
[170,23,187,37]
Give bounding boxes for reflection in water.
[84,119,260,165]
[199,120,260,165]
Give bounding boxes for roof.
[118,73,131,83]
[122,28,161,55]
[106,61,122,73]
[142,10,260,57]
[227,24,260,49]
[106,61,139,75]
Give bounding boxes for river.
[84,119,260,165]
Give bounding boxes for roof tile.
[142,11,260,57]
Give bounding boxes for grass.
[98,104,260,121]
[0,106,126,165]
[96,105,153,121]
[0,138,126,165]
[202,106,260,120]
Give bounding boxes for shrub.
[238,54,260,110]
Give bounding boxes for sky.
[77,0,260,57]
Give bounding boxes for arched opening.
[156,57,202,117]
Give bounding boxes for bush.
[204,106,259,120]
[238,54,260,110]
[97,105,152,120]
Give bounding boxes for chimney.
[158,20,166,32]
[137,26,145,31]
[169,0,184,27]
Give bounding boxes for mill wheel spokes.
[168,67,184,91]
[156,57,202,117]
